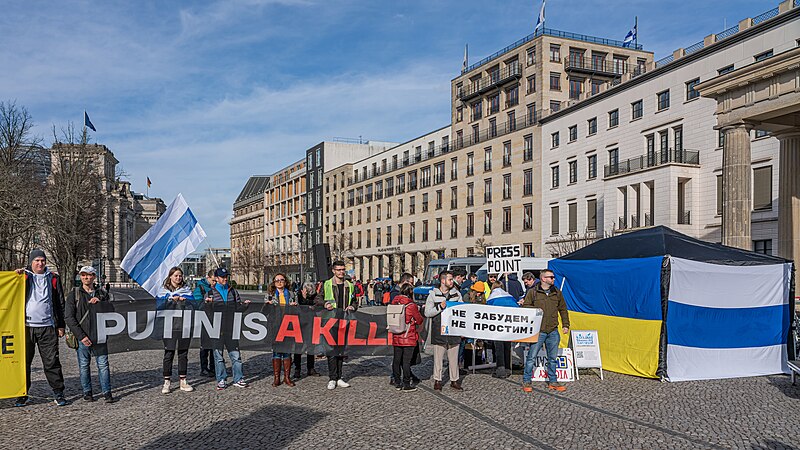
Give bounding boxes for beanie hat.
[28,249,46,265]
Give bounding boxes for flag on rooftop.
[462,44,468,72]
[535,0,546,33]
[623,23,637,48]
[120,193,206,296]
[147,177,152,188]
[84,111,96,132]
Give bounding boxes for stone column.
[777,131,800,280]
[721,123,753,249]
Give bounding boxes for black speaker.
[312,243,332,281]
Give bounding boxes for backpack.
[386,303,411,336]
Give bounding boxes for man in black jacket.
[14,249,68,407]
[65,266,115,403]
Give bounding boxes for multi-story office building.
[538,1,800,257]
[230,175,269,285]
[264,159,306,282]
[451,28,653,257]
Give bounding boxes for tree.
[0,101,45,270]
[474,237,492,256]
[545,229,602,257]
[329,229,354,262]
[41,124,107,282]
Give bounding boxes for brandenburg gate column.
[721,123,753,250]
[777,131,800,279]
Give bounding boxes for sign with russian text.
[486,244,522,274]
[440,303,542,341]
[530,347,575,382]
[571,330,602,369]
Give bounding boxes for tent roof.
[559,226,789,265]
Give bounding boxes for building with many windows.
[264,159,306,282]
[538,1,799,257]
[230,175,269,285]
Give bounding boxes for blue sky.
[1,0,775,247]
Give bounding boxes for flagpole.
[635,16,638,48]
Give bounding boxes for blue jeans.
[214,348,243,383]
[523,330,560,383]
[77,341,111,394]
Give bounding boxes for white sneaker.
[161,380,171,394]
[327,380,337,390]
[179,379,194,392]
[336,379,350,388]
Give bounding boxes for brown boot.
[434,380,442,391]
[450,380,463,391]
[272,359,282,387]
[283,359,295,387]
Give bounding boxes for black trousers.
[25,326,65,393]
[293,353,314,371]
[199,348,214,372]
[163,338,190,377]
[327,355,344,381]
[392,346,415,385]
[494,341,513,369]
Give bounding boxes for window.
[366,229,371,248]
[396,174,405,194]
[456,107,463,122]
[503,174,512,199]
[549,45,560,62]
[552,132,560,148]
[568,160,577,184]
[376,227,381,247]
[686,78,700,100]
[506,86,519,107]
[550,72,561,90]
[484,178,492,203]
[523,204,533,230]
[503,207,512,233]
[349,210,353,226]
[420,166,431,188]
[608,109,619,127]
[409,196,416,215]
[568,203,577,233]
[551,166,560,188]
[753,239,772,255]
[754,50,773,62]
[472,100,483,121]
[422,193,429,212]
[674,126,683,157]
[591,79,604,95]
[551,206,559,235]
[588,117,597,135]
[588,154,597,179]
[357,208,362,224]
[386,177,394,197]
[467,182,474,206]
[631,100,643,120]
[524,243,533,257]
[472,125,479,143]
[716,175,723,215]
[657,90,670,111]
[408,170,417,191]
[409,222,415,243]
[524,135,533,161]
[422,220,428,242]
[456,130,463,149]
[398,199,404,217]
[450,216,458,238]
[489,94,500,115]
[569,125,577,142]
[527,103,536,125]
[484,147,492,171]
[503,141,512,166]
[451,157,458,180]
[755,129,769,138]
[442,136,449,151]
[660,131,669,163]
[718,64,735,75]
[484,210,492,235]
[569,78,582,99]
[523,169,533,196]
[753,166,772,211]
[435,190,443,210]
[366,206,371,223]
[397,224,402,244]
[451,186,458,209]
[508,111,516,132]
[587,199,597,231]
[467,152,474,176]
[550,100,561,112]
[527,75,536,93]
[718,130,725,149]
[387,201,392,219]
[436,218,442,240]
[608,148,619,174]
[434,162,445,184]
[489,118,497,137]
[466,213,474,237]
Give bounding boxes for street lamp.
[297,222,307,284]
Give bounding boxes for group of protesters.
[12,248,569,407]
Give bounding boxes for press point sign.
[486,244,521,274]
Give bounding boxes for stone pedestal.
[778,132,800,279]
[721,124,753,250]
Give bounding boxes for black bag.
[65,288,89,350]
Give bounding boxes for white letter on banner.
[232,312,243,340]
[96,312,125,344]
[157,310,183,339]
[182,310,193,338]
[242,313,268,341]
[127,311,155,340]
[193,311,221,339]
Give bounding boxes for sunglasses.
[275,279,286,282]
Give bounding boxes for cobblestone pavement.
[2,343,800,450]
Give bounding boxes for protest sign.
[440,303,542,341]
[571,329,603,380]
[0,272,26,399]
[486,244,521,274]
[529,347,576,382]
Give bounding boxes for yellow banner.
[0,272,26,398]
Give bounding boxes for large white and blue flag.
[622,24,637,48]
[120,193,206,297]
[534,0,545,33]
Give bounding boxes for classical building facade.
[230,175,269,285]
[538,1,799,257]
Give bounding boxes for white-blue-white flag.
[535,0,545,33]
[120,193,206,297]
[622,24,637,47]
[462,44,468,72]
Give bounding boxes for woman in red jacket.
[390,284,424,392]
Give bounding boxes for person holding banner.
[521,269,570,392]
[424,270,464,391]
[65,266,115,403]
[267,273,297,387]
[486,282,520,379]
[322,260,357,390]
[390,284,424,392]
[13,249,68,407]
[156,267,196,394]
[209,267,251,390]
[193,270,217,377]
[294,281,322,378]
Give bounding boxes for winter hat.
[28,249,46,265]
